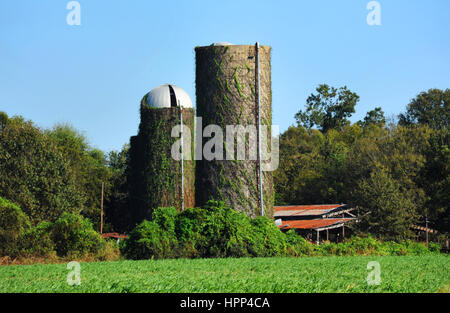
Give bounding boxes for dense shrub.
[195,201,253,258]
[50,212,109,258]
[121,220,177,260]
[0,118,83,225]
[0,197,31,256]
[19,221,55,258]
[285,230,314,256]
[175,206,209,257]
[121,201,442,260]
[121,207,179,260]
[247,216,287,257]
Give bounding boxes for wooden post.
[425,215,429,248]
[341,213,345,241]
[326,229,329,242]
[100,182,104,234]
[316,230,320,245]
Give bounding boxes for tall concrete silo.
[195,43,274,218]
[129,84,195,224]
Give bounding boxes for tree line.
[274,86,449,241]
[0,86,448,243]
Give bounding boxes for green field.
[0,255,448,293]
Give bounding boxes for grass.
[0,255,448,293]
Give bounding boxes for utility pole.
[100,181,104,234]
[255,42,264,217]
[179,100,184,212]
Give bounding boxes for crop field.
[0,255,448,293]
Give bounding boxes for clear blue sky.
[1,0,449,152]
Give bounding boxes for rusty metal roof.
[278,218,354,230]
[101,232,128,239]
[273,204,346,217]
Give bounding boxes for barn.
[273,204,357,244]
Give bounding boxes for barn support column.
[316,230,320,245]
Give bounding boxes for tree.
[46,123,112,230]
[295,84,360,132]
[419,128,450,232]
[0,196,31,256]
[358,107,386,128]
[0,111,8,131]
[352,168,418,241]
[104,144,132,233]
[0,117,83,224]
[399,88,450,130]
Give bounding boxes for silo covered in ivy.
[129,84,195,224]
[195,43,274,218]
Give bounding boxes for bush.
[50,212,107,258]
[0,197,31,256]
[20,221,55,258]
[121,206,179,260]
[120,220,177,260]
[247,216,287,257]
[0,118,83,225]
[121,201,442,260]
[175,206,209,257]
[405,240,433,255]
[285,230,314,256]
[428,242,442,253]
[195,201,253,258]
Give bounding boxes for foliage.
[399,88,449,130]
[104,144,132,233]
[0,117,83,225]
[121,201,441,260]
[0,197,31,256]
[295,84,360,132]
[358,107,386,128]
[0,111,8,131]
[352,169,418,241]
[120,220,178,260]
[46,123,112,230]
[276,87,450,238]
[284,229,314,256]
[19,221,55,258]
[247,216,287,257]
[49,212,109,258]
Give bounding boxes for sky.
[1,0,450,152]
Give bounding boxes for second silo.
[129,84,195,225]
[195,43,274,218]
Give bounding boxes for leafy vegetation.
[121,201,290,259]
[0,86,448,263]
[120,201,441,260]
[0,197,31,256]
[0,255,448,293]
[0,116,83,225]
[276,86,450,240]
[0,197,119,261]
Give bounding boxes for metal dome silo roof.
[145,84,193,108]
